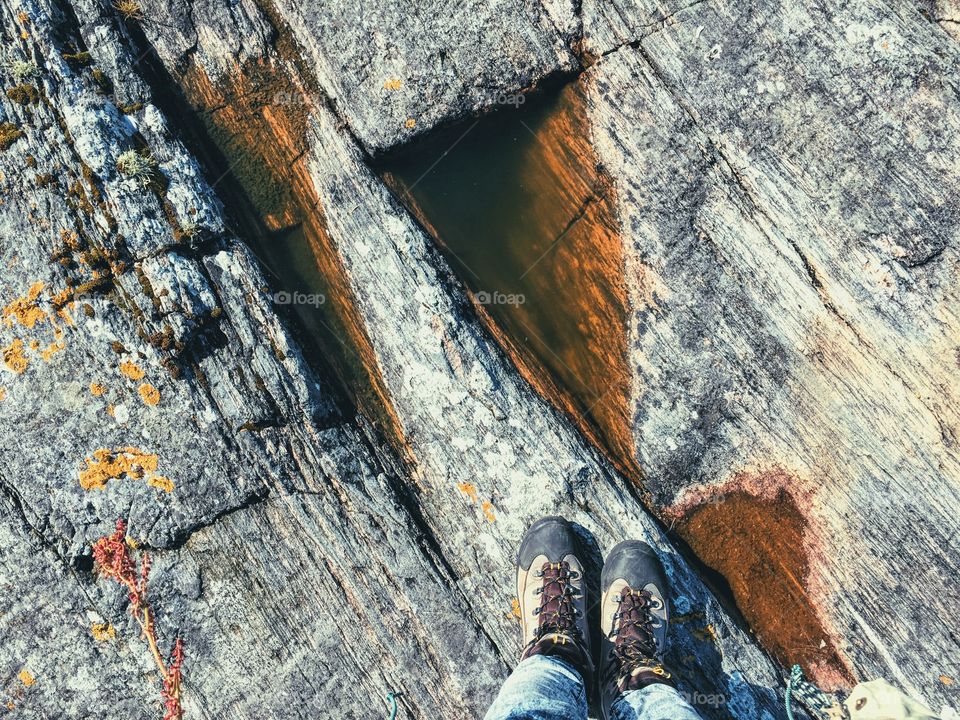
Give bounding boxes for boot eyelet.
[533,607,541,615]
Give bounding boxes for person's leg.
[484,654,588,720]
[483,516,593,720]
[598,541,705,720]
[610,683,703,720]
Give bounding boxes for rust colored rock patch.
[676,486,855,689]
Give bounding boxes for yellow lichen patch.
[456,481,479,503]
[39,340,65,361]
[148,475,174,492]
[78,447,159,490]
[2,339,28,374]
[90,382,106,396]
[138,383,160,406]
[119,360,145,380]
[692,623,719,644]
[941,675,955,686]
[481,501,496,523]
[404,118,416,129]
[18,670,34,687]
[2,281,47,329]
[105,404,115,417]
[383,78,402,90]
[91,623,116,641]
[511,597,522,619]
[0,387,5,401]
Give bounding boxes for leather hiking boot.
[599,540,675,719]
[516,516,593,683]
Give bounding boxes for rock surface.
[1,0,957,717]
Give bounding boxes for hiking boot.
[516,516,593,683]
[599,540,675,719]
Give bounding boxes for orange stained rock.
[2,281,47,329]
[18,670,34,687]
[148,475,175,492]
[90,382,106,396]
[676,483,855,689]
[2,339,29,374]
[119,360,145,380]
[138,383,160,406]
[456,481,479,503]
[78,447,159,490]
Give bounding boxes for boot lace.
[608,587,666,679]
[531,561,583,643]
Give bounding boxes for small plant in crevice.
[93,520,185,720]
[116,149,159,188]
[113,0,144,20]
[8,58,39,83]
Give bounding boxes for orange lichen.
[2,339,29,374]
[91,623,116,641]
[510,597,522,619]
[138,383,160,406]
[456,481,479,503]
[0,388,5,401]
[90,382,106,396]
[39,340,64,361]
[404,118,416,128]
[78,447,159,490]
[148,475,174,493]
[119,360,145,380]
[941,675,955,686]
[383,78,402,90]
[2,282,47,329]
[481,501,496,523]
[106,404,115,417]
[17,670,34,687]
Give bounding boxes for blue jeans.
[485,655,704,720]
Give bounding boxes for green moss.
[62,50,92,69]
[0,122,24,151]
[6,83,39,105]
[91,68,112,94]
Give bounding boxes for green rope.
[786,664,803,720]
[386,691,398,720]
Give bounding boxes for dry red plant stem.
[93,519,184,720]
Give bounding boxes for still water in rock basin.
[379,80,636,476]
